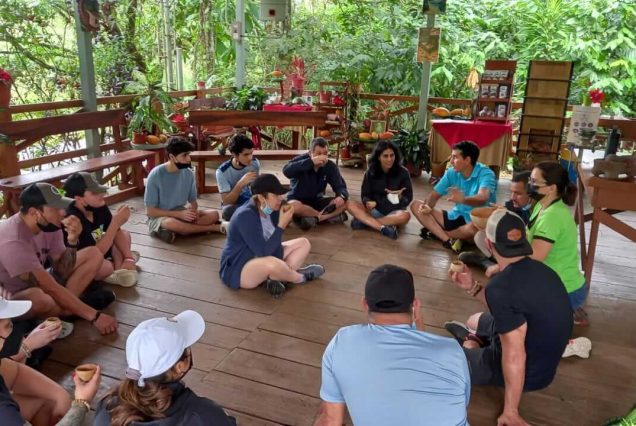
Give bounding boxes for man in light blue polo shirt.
[314,264,470,426]
[411,140,497,252]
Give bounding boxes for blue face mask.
[521,203,532,211]
[261,202,273,215]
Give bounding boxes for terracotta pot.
[340,147,351,160]
[133,132,147,144]
[406,162,423,177]
[319,92,331,104]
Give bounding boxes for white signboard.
[567,105,601,145]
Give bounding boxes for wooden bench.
[191,149,304,193]
[0,150,154,216]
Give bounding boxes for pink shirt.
[0,214,66,293]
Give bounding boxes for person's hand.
[332,196,345,208]
[485,263,501,278]
[446,187,466,204]
[365,201,377,210]
[62,215,82,244]
[238,172,258,188]
[418,202,432,215]
[311,154,328,168]
[449,265,474,291]
[278,203,295,228]
[178,209,198,223]
[93,313,117,335]
[112,205,131,226]
[23,321,61,350]
[73,365,101,403]
[497,410,530,426]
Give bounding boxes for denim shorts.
[568,282,589,310]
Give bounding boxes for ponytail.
[562,182,577,206]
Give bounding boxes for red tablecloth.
[432,120,512,149]
[263,104,313,112]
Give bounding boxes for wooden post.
[417,13,436,131]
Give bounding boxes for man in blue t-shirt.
[145,137,223,243]
[216,134,260,221]
[411,140,497,252]
[315,264,470,426]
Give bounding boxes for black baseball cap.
[63,172,108,197]
[19,183,73,210]
[365,264,415,313]
[250,173,287,195]
[485,209,533,258]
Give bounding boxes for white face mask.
[387,192,400,205]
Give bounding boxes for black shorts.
[443,210,467,231]
[290,197,334,212]
[462,313,505,387]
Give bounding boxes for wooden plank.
[188,110,327,127]
[17,142,118,169]
[239,329,326,368]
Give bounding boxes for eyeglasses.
[529,178,547,186]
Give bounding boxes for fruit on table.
[271,70,283,78]
[371,132,379,140]
[450,108,465,116]
[146,135,160,145]
[319,130,331,138]
[432,107,451,117]
[159,134,168,143]
[379,131,394,140]
[358,132,372,140]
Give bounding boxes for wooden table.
[576,168,636,284]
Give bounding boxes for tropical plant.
[125,70,174,136]
[392,126,430,174]
[226,86,267,110]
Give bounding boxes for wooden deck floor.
[42,162,636,425]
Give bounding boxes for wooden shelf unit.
[475,60,517,122]
[516,60,574,169]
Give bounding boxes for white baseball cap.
[0,298,32,319]
[125,310,205,387]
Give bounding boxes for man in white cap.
[0,183,117,335]
[95,310,236,425]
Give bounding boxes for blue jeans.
[568,283,589,310]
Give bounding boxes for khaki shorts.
[147,207,185,233]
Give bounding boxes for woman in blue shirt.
[220,174,325,297]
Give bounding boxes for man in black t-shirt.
[445,209,572,426]
[63,172,139,287]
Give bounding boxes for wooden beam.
[188,110,327,127]
[18,143,118,169]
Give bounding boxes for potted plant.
[392,126,430,177]
[124,70,175,143]
[288,56,309,93]
[226,86,268,111]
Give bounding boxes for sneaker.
[299,216,318,231]
[219,220,230,235]
[442,238,461,253]
[297,264,325,282]
[351,218,368,230]
[80,286,116,310]
[451,239,463,253]
[153,228,175,244]
[573,307,589,326]
[104,269,138,287]
[131,251,140,263]
[444,321,471,345]
[562,337,592,358]
[264,279,286,298]
[459,251,488,267]
[327,212,348,224]
[380,225,398,240]
[57,320,74,339]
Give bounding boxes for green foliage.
[226,86,267,110]
[126,70,175,135]
[393,126,431,173]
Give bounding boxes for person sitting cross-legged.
[445,209,572,426]
[216,133,260,222]
[314,264,470,426]
[411,140,497,252]
[283,137,349,230]
[346,140,412,240]
[62,172,139,288]
[219,174,325,298]
[145,137,223,243]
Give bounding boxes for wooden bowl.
[449,260,465,273]
[470,206,497,230]
[75,364,97,382]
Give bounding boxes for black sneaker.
[327,212,348,224]
[80,287,116,310]
[297,264,325,282]
[442,238,461,253]
[264,279,286,298]
[459,251,497,270]
[153,228,176,244]
[380,225,398,240]
[419,228,440,241]
[350,218,368,230]
[299,216,318,230]
[444,321,471,345]
[26,345,53,371]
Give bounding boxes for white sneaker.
[104,269,138,287]
[57,321,74,339]
[220,220,230,235]
[562,337,592,358]
[131,250,140,263]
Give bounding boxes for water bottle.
[604,126,621,157]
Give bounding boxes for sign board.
[567,105,602,145]
[423,0,447,14]
[417,27,441,63]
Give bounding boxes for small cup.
[44,317,61,327]
[449,260,465,273]
[387,192,400,205]
[75,364,97,382]
[419,204,432,214]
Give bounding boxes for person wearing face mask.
[145,137,224,244]
[62,172,139,287]
[94,310,236,426]
[0,297,103,426]
[314,265,470,426]
[346,140,412,240]
[0,183,118,335]
[216,133,260,222]
[220,174,325,297]
[485,162,589,325]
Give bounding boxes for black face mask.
[527,183,546,201]
[37,220,61,232]
[175,162,192,170]
[84,204,97,212]
[0,328,23,359]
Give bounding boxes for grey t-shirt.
[260,214,276,240]
[144,164,197,211]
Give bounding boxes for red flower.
[0,68,12,85]
[588,88,605,104]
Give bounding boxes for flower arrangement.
[0,68,12,86]
[588,88,605,105]
[289,56,307,80]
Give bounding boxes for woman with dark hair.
[346,140,412,240]
[219,174,325,298]
[486,161,588,324]
[95,310,236,426]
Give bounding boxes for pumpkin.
[271,70,283,78]
[146,135,161,145]
[358,132,372,140]
[319,130,331,138]
[159,134,168,143]
[450,108,464,116]
[379,131,394,140]
[432,107,451,118]
[371,132,379,140]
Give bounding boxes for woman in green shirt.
[527,162,588,324]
